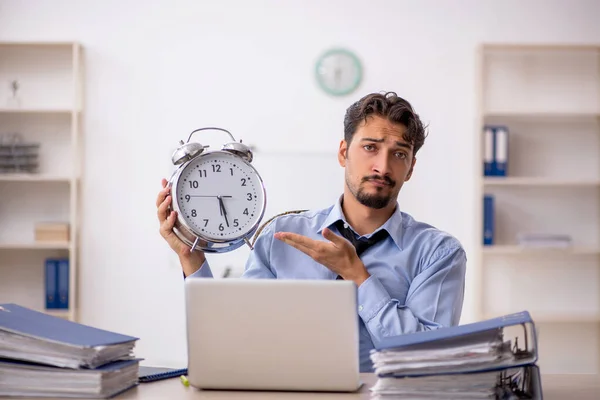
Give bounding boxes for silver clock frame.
[167,128,267,254]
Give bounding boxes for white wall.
[1,0,599,368]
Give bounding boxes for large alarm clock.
[167,127,267,253]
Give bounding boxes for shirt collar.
[317,196,403,250]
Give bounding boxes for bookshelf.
[476,44,600,374]
[0,42,83,322]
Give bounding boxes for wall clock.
[315,48,363,96]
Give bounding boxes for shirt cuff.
[186,259,213,279]
[357,275,392,323]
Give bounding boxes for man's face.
[338,115,416,209]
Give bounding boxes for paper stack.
[0,303,140,398]
[369,311,543,399]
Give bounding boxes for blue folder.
[0,303,139,369]
[375,310,538,374]
[372,311,542,398]
[0,303,138,347]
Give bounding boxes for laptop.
[184,278,362,392]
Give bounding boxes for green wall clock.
[315,48,363,96]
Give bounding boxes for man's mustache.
[362,175,396,187]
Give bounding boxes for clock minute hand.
[189,195,232,198]
[218,196,230,227]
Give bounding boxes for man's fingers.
[157,194,172,222]
[322,227,348,247]
[156,186,171,208]
[274,232,318,248]
[275,233,315,258]
[159,210,177,238]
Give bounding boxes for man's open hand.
[274,228,370,286]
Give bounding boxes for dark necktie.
[332,220,389,280]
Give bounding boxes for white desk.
[16,373,600,400]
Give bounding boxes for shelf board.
[482,245,600,255]
[483,111,600,121]
[0,41,78,48]
[483,177,600,187]
[0,242,71,250]
[0,174,72,182]
[0,108,76,115]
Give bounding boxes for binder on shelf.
[483,194,494,246]
[482,124,509,177]
[495,125,509,177]
[44,259,58,309]
[483,126,494,176]
[370,311,542,399]
[57,258,69,309]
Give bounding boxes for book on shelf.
[516,233,572,248]
[483,194,494,246]
[0,303,141,398]
[44,258,70,310]
[369,311,542,399]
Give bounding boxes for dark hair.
[343,91,428,155]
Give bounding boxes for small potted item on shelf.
[0,132,40,174]
[5,79,22,108]
[35,222,70,243]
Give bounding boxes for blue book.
[44,259,58,309]
[0,303,139,369]
[57,259,69,309]
[483,194,494,246]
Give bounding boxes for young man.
[156,91,467,372]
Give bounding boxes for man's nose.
[372,153,392,176]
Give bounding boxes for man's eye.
[363,145,375,151]
[395,152,407,159]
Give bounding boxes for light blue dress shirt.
[189,198,467,372]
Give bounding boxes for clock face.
[173,151,266,242]
[315,48,362,96]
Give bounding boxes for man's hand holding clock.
[156,178,205,277]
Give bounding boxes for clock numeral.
[246,193,252,201]
[212,164,221,173]
[240,178,247,186]
[219,223,225,232]
[233,219,239,227]
[189,180,199,189]
[191,210,197,217]
[229,168,234,176]
[203,219,209,227]
[199,170,207,178]
[243,208,249,215]
[185,194,190,202]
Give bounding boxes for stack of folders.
[369,311,542,400]
[0,303,140,398]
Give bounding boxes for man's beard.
[347,174,396,210]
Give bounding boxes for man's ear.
[338,140,348,167]
[405,157,417,181]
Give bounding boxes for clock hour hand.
[218,196,230,227]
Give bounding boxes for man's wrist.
[180,253,205,277]
[343,260,370,286]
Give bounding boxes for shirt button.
[344,223,349,229]
[358,305,364,312]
